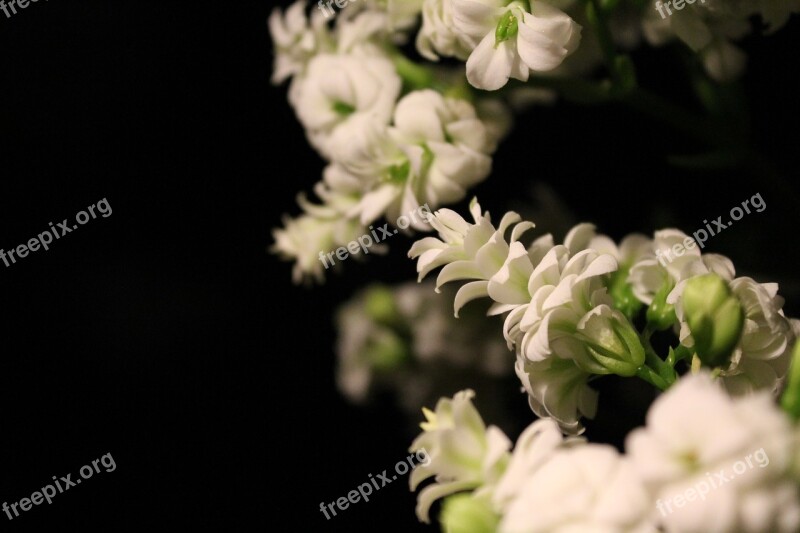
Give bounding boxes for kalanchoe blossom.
[409,390,512,523]
[709,277,794,396]
[292,53,402,159]
[268,1,333,84]
[452,0,582,90]
[348,90,496,229]
[417,0,473,61]
[410,199,629,434]
[626,372,800,533]
[500,444,657,533]
[271,176,365,284]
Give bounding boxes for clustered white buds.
[410,199,797,433]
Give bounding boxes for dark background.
[0,0,798,530]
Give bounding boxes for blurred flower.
[292,53,402,158]
[268,1,333,84]
[336,282,511,413]
[626,372,800,533]
[499,444,656,533]
[417,0,473,60]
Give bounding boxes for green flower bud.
[366,331,409,372]
[440,494,499,533]
[576,306,646,377]
[781,341,800,420]
[682,273,744,368]
[647,280,677,331]
[609,269,643,320]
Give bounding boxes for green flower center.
[332,101,356,116]
[495,10,519,46]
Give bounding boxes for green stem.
[389,51,435,92]
[584,0,619,83]
[640,333,678,386]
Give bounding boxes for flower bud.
[647,281,677,331]
[576,305,646,377]
[682,273,744,368]
[364,285,400,326]
[366,331,409,372]
[440,494,499,533]
[609,270,643,320]
[781,341,800,420]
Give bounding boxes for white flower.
[292,53,401,158]
[271,170,365,283]
[626,372,800,533]
[409,390,512,523]
[628,229,733,306]
[491,418,567,511]
[408,199,534,310]
[389,90,494,208]
[417,0,473,60]
[719,277,795,395]
[271,212,362,284]
[268,1,332,84]
[452,0,582,90]
[515,354,598,435]
[326,90,495,229]
[499,444,657,533]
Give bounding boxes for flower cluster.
[410,375,800,532]
[269,2,510,283]
[410,199,796,433]
[269,2,799,282]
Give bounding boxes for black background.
[0,1,798,531]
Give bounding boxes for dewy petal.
[454,281,491,317]
[466,32,516,91]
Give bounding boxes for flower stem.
[636,365,670,391]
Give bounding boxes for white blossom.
[500,444,657,533]
[291,53,402,158]
[409,390,512,523]
[268,1,333,84]
[626,372,800,533]
[417,0,473,61]
[452,0,582,90]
